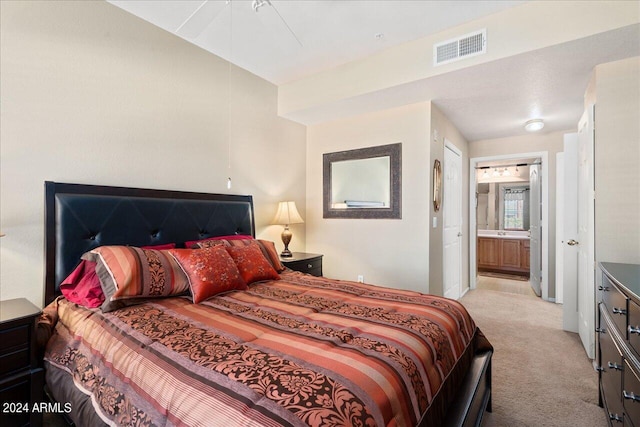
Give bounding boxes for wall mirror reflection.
[323,143,401,219]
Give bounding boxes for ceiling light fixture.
[525,119,544,132]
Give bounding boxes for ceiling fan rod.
[176,0,211,34]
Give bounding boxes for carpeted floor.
[460,288,607,427]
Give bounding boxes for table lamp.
[272,201,304,257]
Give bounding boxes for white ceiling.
[108,0,640,141]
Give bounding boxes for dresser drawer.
[629,299,640,358]
[623,359,640,427]
[600,318,625,420]
[602,276,629,336]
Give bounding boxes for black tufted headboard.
[44,181,255,305]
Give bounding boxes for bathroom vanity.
[477,230,530,276]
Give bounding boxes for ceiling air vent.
[434,29,486,66]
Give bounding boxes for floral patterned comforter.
[44,271,490,427]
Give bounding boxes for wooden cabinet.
[477,237,529,276]
[0,299,44,427]
[281,253,323,277]
[597,263,640,426]
[477,238,499,268]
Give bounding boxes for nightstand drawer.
[0,373,31,427]
[281,253,323,277]
[0,324,30,354]
[0,325,31,377]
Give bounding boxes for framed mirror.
[433,159,442,212]
[323,143,401,219]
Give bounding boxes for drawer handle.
[595,328,606,334]
[595,365,605,372]
[307,264,313,268]
[629,325,640,335]
[608,361,624,371]
[623,390,640,403]
[598,285,610,291]
[609,413,623,423]
[612,307,627,316]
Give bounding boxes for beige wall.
[429,104,470,296]
[279,1,640,123]
[592,57,640,264]
[0,1,306,307]
[469,131,568,299]
[306,103,432,292]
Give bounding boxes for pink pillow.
[169,247,247,303]
[60,260,105,308]
[184,234,253,249]
[225,243,280,285]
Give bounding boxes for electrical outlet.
[357,275,364,283]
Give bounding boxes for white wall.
[591,57,640,264]
[0,1,306,307]
[429,104,470,296]
[306,103,431,292]
[469,131,567,299]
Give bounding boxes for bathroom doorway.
[469,152,550,300]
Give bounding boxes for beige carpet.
[460,289,607,427]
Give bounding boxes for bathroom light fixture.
[503,168,511,177]
[524,119,544,132]
[482,169,489,179]
[493,168,500,177]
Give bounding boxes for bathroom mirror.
[323,143,401,219]
[477,182,530,230]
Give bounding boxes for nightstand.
[0,298,44,427]
[281,253,323,277]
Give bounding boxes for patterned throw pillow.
[198,239,285,273]
[225,243,281,285]
[82,246,190,312]
[169,246,247,303]
[184,234,253,249]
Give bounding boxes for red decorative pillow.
[184,234,253,249]
[60,260,105,308]
[225,243,280,285]
[215,239,285,272]
[169,247,247,303]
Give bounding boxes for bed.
[40,181,492,427]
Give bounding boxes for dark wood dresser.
[281,252,323,277]
[597,262,640,426]
[0,298,44,427]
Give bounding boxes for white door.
[443,142,462,300]
[561,133,579,332]
[529,163,542,297]
[577,106,595,359]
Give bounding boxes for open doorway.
[469,152,550,300]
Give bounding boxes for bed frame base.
[441,350,492,427]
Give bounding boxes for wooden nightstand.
[0,298,44,427]
[281,253,323,277]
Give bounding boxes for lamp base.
[281,226,293,258]
[280,249,293,258]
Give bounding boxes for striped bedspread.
[44,271,489,427]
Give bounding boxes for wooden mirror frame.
[433,159,442,212]
[323,143,402,219]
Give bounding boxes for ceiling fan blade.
[177,0,227,39]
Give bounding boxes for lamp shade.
[272,201,304,226]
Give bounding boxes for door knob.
[567,239,579,246]
[457,232,463,237]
